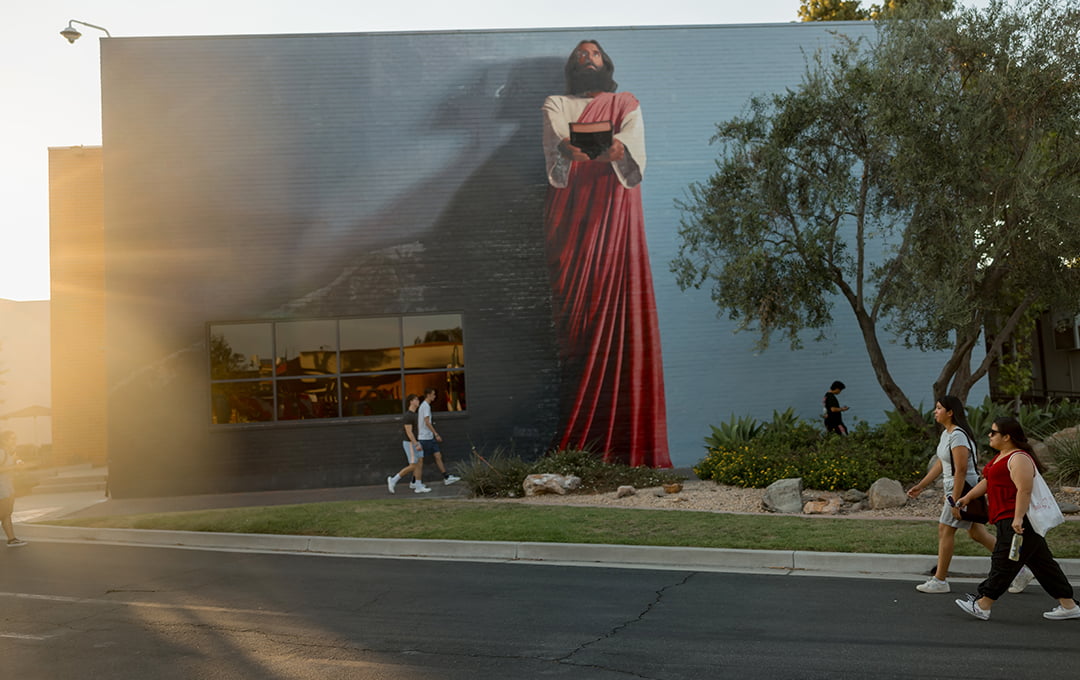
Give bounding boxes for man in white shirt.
[413,388,460,487]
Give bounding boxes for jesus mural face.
[574,42,604,71]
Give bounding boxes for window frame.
[207,313,466,427]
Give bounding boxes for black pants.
[977,517,1075,601]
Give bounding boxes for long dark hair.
[993,416,1046,473]
[938,395,976,453]
[564,40,618,95]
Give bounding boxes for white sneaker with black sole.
[444,475,461,485]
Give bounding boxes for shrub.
[704,414,763,450]
[693,445,799,488]
[1048,435,1080,486]
[695,412,933,491]
[459,447,683,497]
[457,446,536,497]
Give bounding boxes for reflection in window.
[275,320,338,377]
[211,381,274,424]
[341,317,401,373]
[208,314,465,425]
[277,377,340,421]
[210,323,272,380]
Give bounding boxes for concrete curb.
[17,523,1080,579]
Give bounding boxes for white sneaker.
[444,475,461,485]
[916,578,950,594]
[1008,566,1034,594]
[409,480,419,489]
[387,476,396,494]
[955,595,991,620]
[6,538,27,548]
[1043,604,1080,620]
[414,485,432,494]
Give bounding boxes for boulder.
[762,478,804,513]
[663,483,683,494]
[616,485,636,498]
[523,473,582,496]
[868,478,908,509]
[841,488,868,503]
[804,496,842,515]
[1059,501,1080,515]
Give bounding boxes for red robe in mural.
[541,91,671,468]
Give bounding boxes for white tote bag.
[1027,470,1065,537]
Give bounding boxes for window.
[208,314,466,425]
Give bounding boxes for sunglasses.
[988,429,1001,436]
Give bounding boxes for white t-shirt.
[417,401,434,441]
[936,427,978,495]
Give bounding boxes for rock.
[841,488,867,503]
[804,496,842,515]
[616,485,636,498]
[523,473,582,497]
[1059,501,1080,515]
[663,483,683,494]
[762,478,804,513]
[868,478,908,509]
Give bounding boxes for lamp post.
[59,19,112,44]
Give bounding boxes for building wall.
[0,299,51,455]
[98,23,986,497]
[48,146,107,467]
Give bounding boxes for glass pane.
[277,377,340,421]
[342,374,403,417]
[209,324,272,379]
[211,381,274,424]
[340,317,401,373]
[275,320,338,377]
[404,371,466,412]
[402,314,464,369]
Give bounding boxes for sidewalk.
[12,481,1080,582]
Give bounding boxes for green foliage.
[695,415,931,491]
[1048,435,1080,486]
[704,414,763,450]
[798,0,954,22]
[457,447,536,498]
[459,447,683,498]
[965,396,1080,450]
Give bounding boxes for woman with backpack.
[906,396,996,593]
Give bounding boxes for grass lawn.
[47,500,1080,558]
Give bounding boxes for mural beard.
[567,67,616,96]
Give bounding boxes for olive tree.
[674,0,1080,429]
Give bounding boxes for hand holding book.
[569,120,613,159]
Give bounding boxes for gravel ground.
[481,477,1080,522]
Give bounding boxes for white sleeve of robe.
[542,95,645,189]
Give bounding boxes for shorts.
[402,441,423,464]
[939,499,973,529]
[420,439,440,457]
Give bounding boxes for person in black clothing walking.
[822,381,849,435]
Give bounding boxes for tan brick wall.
[48,146,107,466]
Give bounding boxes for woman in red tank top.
[953,417,1079,621]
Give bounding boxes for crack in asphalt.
[553,572,696,678]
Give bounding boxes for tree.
[798,0,955,22]
[674,0,1080,430]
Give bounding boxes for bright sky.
[1,1,989,302]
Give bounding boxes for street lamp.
[60,19,112,44]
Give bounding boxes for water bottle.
[1009,533,1023,561]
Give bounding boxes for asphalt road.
[1,542,1078,679]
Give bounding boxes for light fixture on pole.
[60,19,112,44]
